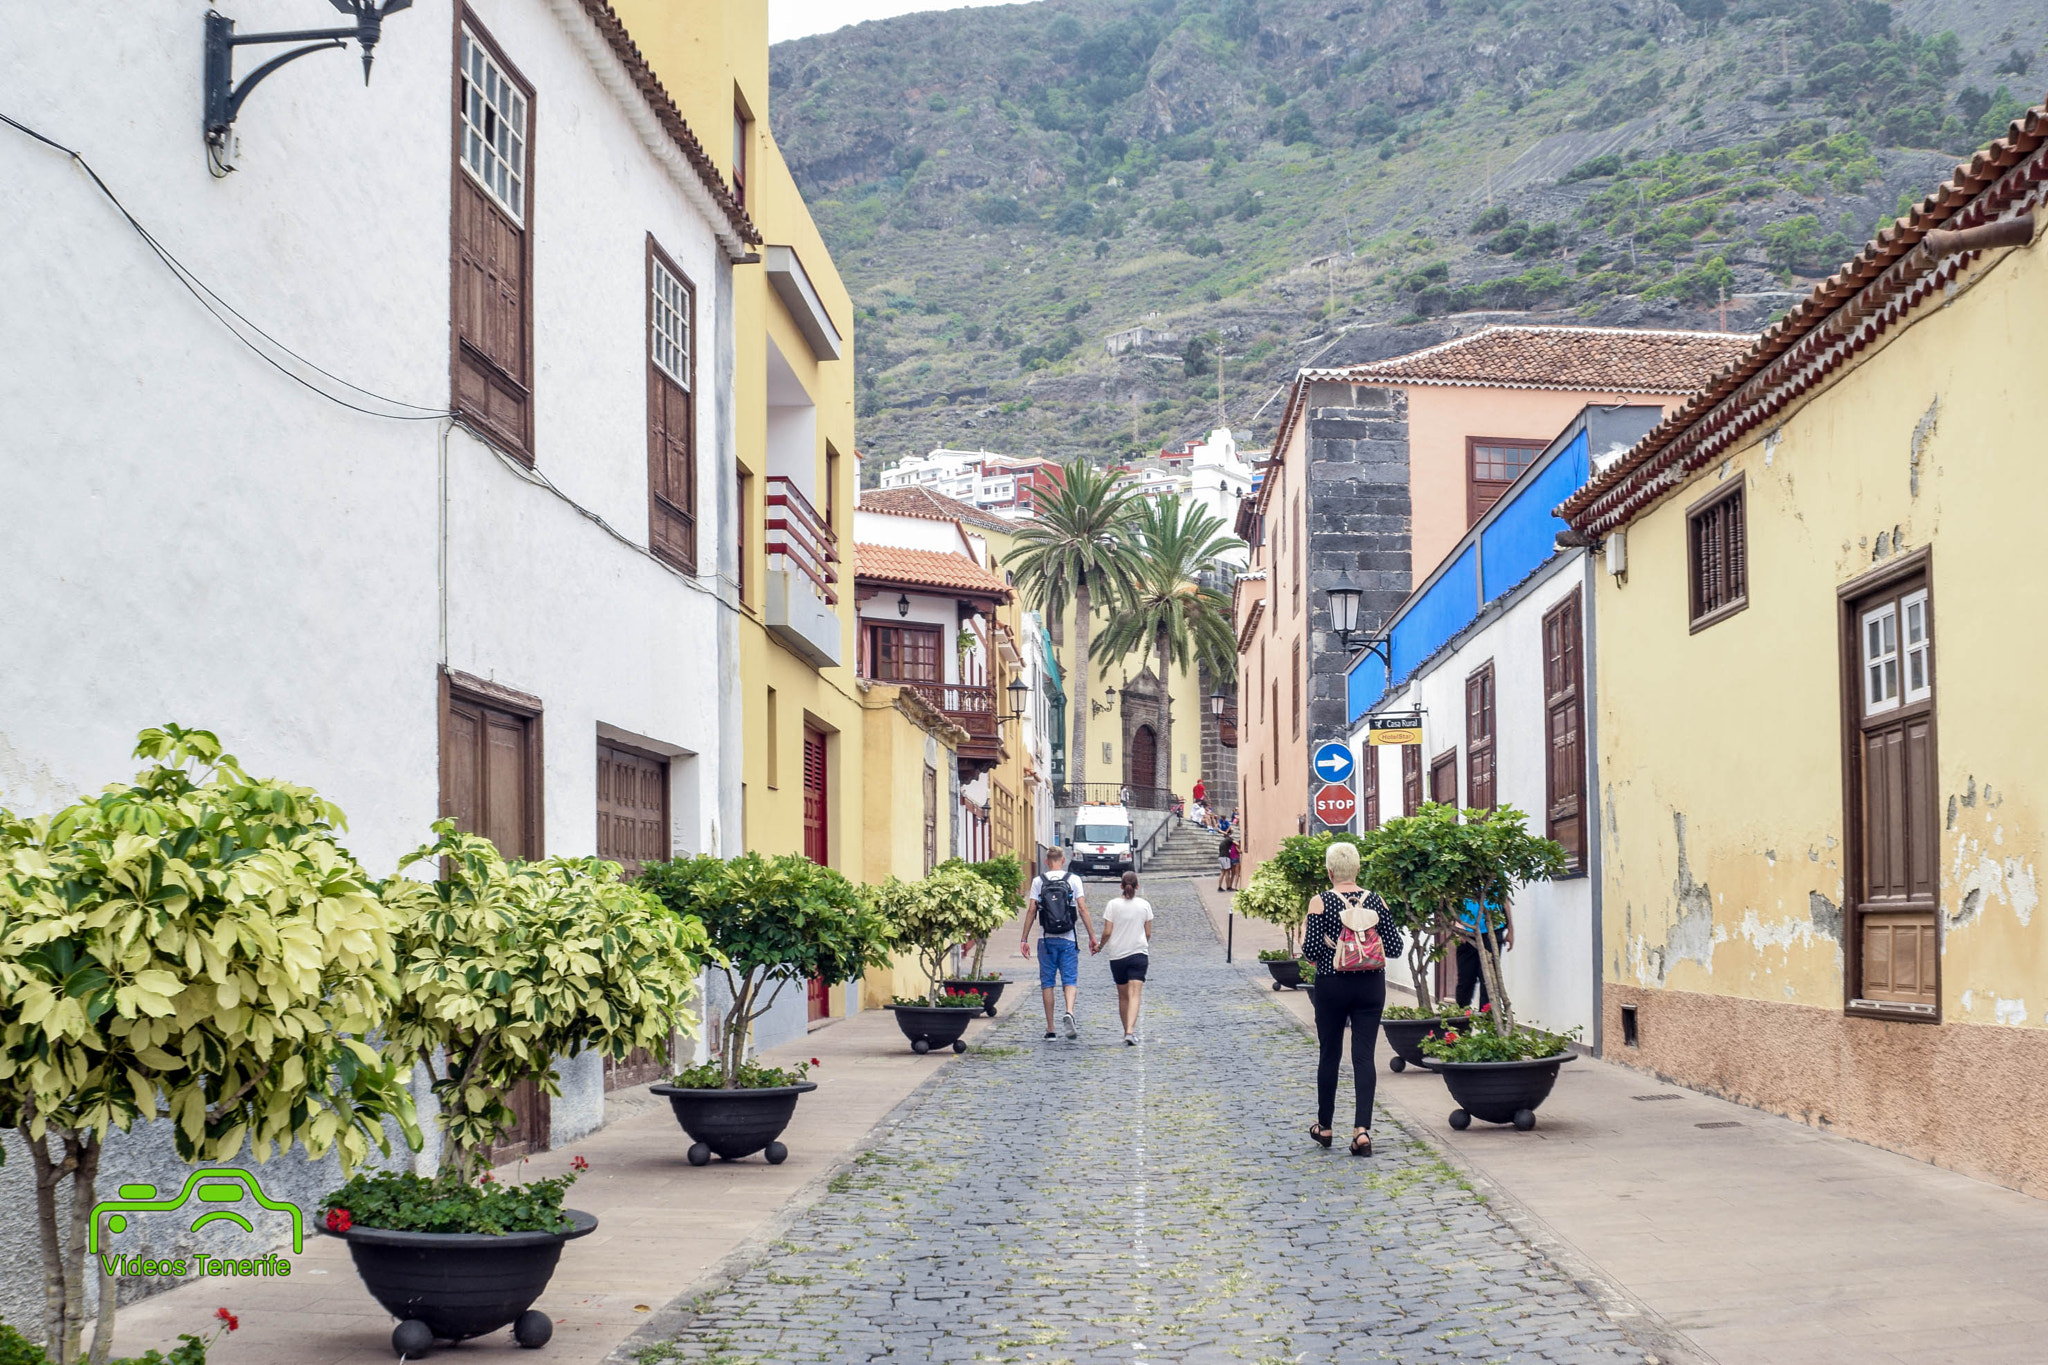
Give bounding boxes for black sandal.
[1308,1124,1333,1148]
[1350,1131,1374,1157]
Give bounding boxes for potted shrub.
[0,727,419,1365]
[1379,1004,1477,1072]
[320,1167,596,1355]
[867,865,1008,1053]
[940,854,1021,1016]
[639,852,892,1164]
[358,825,705,1351]
[1234,860,1310,989]
[1366,804,1572,1128]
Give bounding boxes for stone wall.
[1304,384,1413,754]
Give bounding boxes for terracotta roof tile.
[854,543,1013,599]
[858,485,1015,533]
[1303,325,1754,393]
[1559,99,2048,538]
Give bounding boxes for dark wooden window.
[866,623,942,684]
[1429,748,1458,807]
[441,671,543,860]
[731,98,750,205]
[802,728,829,865]
[597,742,668,878]
[451,16,535,459]
[1467,438,1545,524]
[922,763,938,874]
[736,469,752,603]
[1466,661,1497,811]
[1402,744,1422,817]
[1543,592,1586,872]
[1362,756,1380,831]
[1687,477,1748,630]
[647,240,696,571]
[1290,642,1302,739]
[1843,557,1938,1018]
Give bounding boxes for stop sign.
[1312,783,1357,827]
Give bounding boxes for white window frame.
[651,257,692,389]
[1862,601,1900,717]
[1901,589,1932,704]
[460,30,528,224]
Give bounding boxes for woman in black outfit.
[1300,840,1403,1156]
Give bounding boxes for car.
[1068,804,1134,876]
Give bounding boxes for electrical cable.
[3,110,451,421]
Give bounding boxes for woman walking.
[1216,829,1237,892]
[1301,840,1403,1157]
[1093,871,1155,1045]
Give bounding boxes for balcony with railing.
[765,476,841,668]
[898,680,1004,777]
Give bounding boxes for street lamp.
[1007,676,1030,720]
[1209,688,1227,718]
[896,593,911,617]
[1327,579,1362,647]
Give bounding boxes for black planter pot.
[943,977,1007,1017]
[887,1004,979,1054]
[649,1082,818,1165]
[1263,958,1304,991]
[328,1210,597,1356]
[1379,1016,1468,1073]
[1422,1053,1576,1130]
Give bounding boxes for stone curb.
[1243,966,1720,1365]
[600,997,1025,1364]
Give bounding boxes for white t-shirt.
[1100,896,1155,960]
[1027,870,1086,943]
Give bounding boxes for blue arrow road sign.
[1311,742,1354,784]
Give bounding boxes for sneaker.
[1063,1009,1078,1040]
[1044,1030,1057,1040]
[1124,1035,1136,1047]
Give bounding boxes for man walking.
[1021,847,1098,1040]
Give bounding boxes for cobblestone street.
[639,877,1650,1365]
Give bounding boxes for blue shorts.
[1038,937,1080,988]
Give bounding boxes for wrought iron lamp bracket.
[203,3,413,168]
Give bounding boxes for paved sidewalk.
[1195,881,2048,1365]
[103,941,1035,1365]
[633,877,1655,1364]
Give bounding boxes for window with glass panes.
[647,243,695,571]
[1467,438,1544,523]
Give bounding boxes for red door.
[803,729,830,1020]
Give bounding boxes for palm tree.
[1004,462,1141,791]
[1095,495,1242,794]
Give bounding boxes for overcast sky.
[770,0,1031,45]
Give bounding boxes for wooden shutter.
[1402,744,1422,817]
[647,242,696,571]
[803,729,829,865]
[1362,758,1380,831]
[442,676,541,860]
[1845,567,1938,1015]
[867,624,942,684]
[1687,479,1748,628]
[451,21,534,459]
[1290,642,1302,739]
[597,742,668,878]
[1429,749,1458,807]
[1543,593,1585,870]
[1466,662,1497,811]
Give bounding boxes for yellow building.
[615,0,947,1022]
[1560,106,2048,1194]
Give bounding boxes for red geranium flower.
[570,1155,589,1172]
[810,1058,820,1067]
[1480,1002,1492,1013]
[215,1307,240,1332]
[1445,1031,1460,1043]
[479,1171,495,1184]
[325,1208,352,1233]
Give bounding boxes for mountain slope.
[767,0,2047,470]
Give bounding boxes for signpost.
[1368,713,1424,746]
[1312,783,1357,828]
[1310,741,1355,785]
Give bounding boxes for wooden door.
[802,728,829,864]
[1543,593,1586,872]
[1846,571,1938,1014]
[1402,744,1423,817]
[807,975,830,1024]
[1127,725,1157,793]
[597,742,669,878]
[922,763,938,874]
[1429,749,1458,808]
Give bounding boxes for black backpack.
[1037,872,1078,936]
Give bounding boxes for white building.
[1189,428,1254,557]
[879,447,1061,518]
[1,0,754,1203]
[1342,406,1663,1043]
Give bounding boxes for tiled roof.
[570,1,761,255]
[1559,99,2048,538]
[854,543,1013,599]
[858,485,1015,533]
[1302,326,1754,393]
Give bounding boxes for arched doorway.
[1126,725,1157,796]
